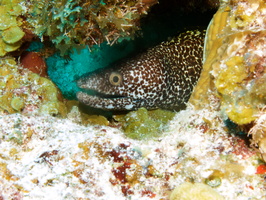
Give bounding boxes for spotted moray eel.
[77,30,205,111]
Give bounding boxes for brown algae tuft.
[25,0,158,55]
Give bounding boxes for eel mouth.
[88,90,126,99]
[76,91,139,110]
[76,77,145,110]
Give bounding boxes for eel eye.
[109,72,122,86]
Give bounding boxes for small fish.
[77,30,205,111]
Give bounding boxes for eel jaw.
[76,91,144,111]
[77,77,145,110]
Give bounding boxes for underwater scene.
[0,0,266,199]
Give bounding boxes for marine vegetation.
[25,0,158,55]
[113,107,175,140]
[0,0,25,56]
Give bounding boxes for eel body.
[77,30,205,111]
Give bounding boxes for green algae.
[114,107,175,140]
[2,26,25,44]
[0,0,24,56]
[11,97,25,111]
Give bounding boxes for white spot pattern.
[77,30,205,111]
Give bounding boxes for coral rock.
[170,182,224,200]
[170,183,224,200]
[190,0,266,125]
[249,111,266,161]
[0,57,66,116]
[189,0,266,162]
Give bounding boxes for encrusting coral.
[0,57,67,116]
[189,0,266,160]
[170,182,224,200]
[190,0,266,125]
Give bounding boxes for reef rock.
[189,0,266,161]
[0,57,66,116]
[190,0,266,124]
